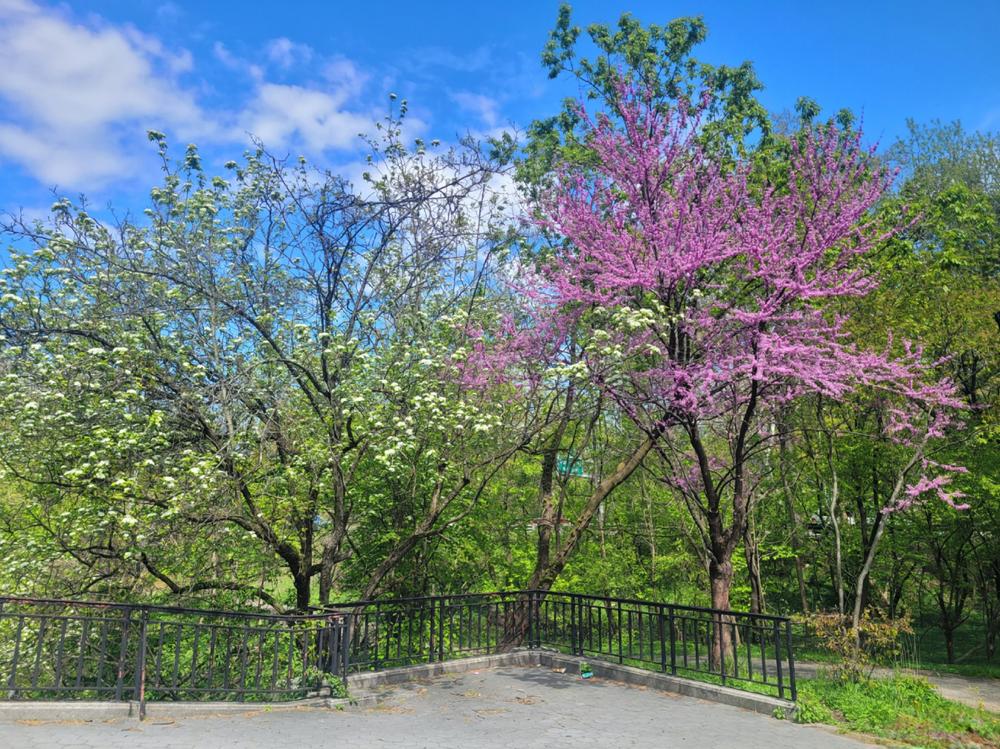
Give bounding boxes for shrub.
[798,611,912,681]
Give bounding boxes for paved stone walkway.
[0,665,871,748]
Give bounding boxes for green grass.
[796,674,1000,748]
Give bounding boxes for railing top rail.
[319,589,525,612]
[532,591,793,623]
[0,595,346,623]
[318,589,791,623]
[2,590,791,624]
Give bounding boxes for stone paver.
[0,665,872,748]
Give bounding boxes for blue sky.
[1,0,998,212]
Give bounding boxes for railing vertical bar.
[189,624,202,699]
[270,626,280,695]
[342,616,352,675]
[657,605,666,673]
[30,616,48,692]
[207,626,219,692]
[74,617,90,689]
[634,607,640,661]
[52,617,68,692]
[428,600,435,663]
[284,627,293,692]
[114,609,131,701]
[760,622,768,682]
[668,607,676,675]
[785,620,797,702]
[6,615,25,695]
[774,619,785,700]
[438,598,446,662]
[373,604,381,671]
[253,628,266,693]
[693,618,699,671]
[154,622,165,690]
[172,622,182,690]
[718,614,727,685]
[135,609,148,720]
[569,596,577,655]
[729,619,738,679]
[234,624,249,701]
[616,601,623,664]
[221,625,233,692]
[527,592,535,650]
[96,618,109,693]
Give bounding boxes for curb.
[0,650,794,722]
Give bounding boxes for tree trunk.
[497,435,657,649]
[778,425,809,613]
[744,524,765,615]
[852,510,886,634]
[945,627,956,663]
[293,570,311,611]
[709,557,734,669]
[318,521,348,605]
[528,436,656,593]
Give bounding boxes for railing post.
[527,591,536,650]
[670,608,679,676]
[569,595,577,656]
[773,619,785,700]
[657,605,667,673]
[717,612,726,685]
[428,599,435,664]
[342,615,351,676]
[574,595,583,655]
[616,600,623,664]
[373,602,381,671]
[784,619,796,702]
[133,609,149,721]
[437,597,445,662]
[114,608,132,702]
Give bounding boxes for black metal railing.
[532,592,797,701]
[326,590,796,701]
[333,591,527,671]
[0,590,796,715]
[0,597,349,716]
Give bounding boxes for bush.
[798,611,912,681]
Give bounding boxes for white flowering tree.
[0,116,533,609]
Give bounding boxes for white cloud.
[266,37,313,69]
[450,91,500,128]
[213,41,263,81]
[0,0,209,186]
[0,2,515,198]
[237,57,382,153]
[323,56,368,98]
[240,83,372,152]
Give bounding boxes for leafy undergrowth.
[796,675,1000,748]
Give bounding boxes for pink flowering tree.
[468,82,965,654]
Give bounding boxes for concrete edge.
[346,650,538,692]
[0,700,133,722]
[535,652,796,719]
[0,650,795,722]
[0,695,367,723]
